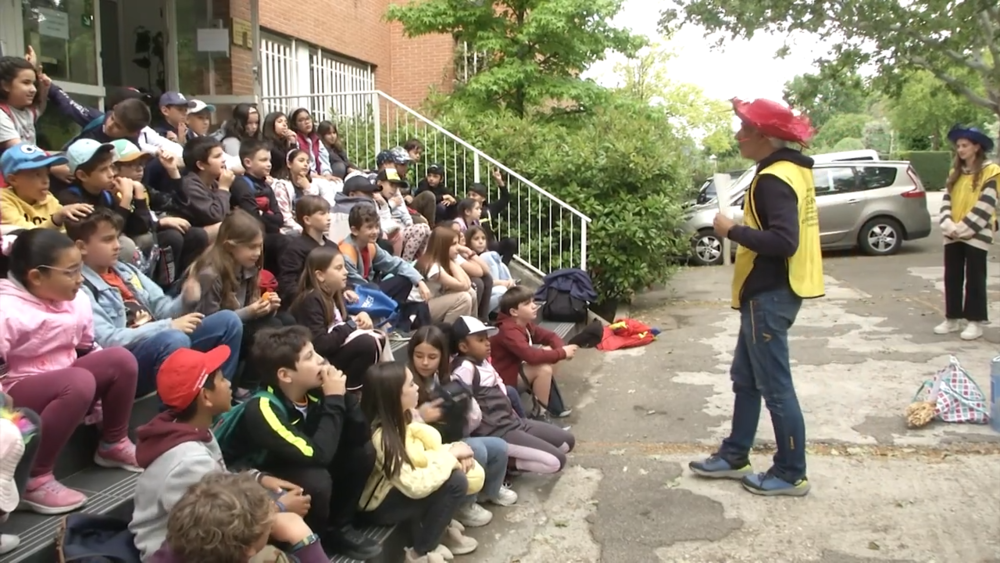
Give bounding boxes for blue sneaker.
[688,455,752,479]
[741,471,811,497]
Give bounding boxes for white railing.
[260,91,591,275]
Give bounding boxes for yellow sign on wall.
[231,18,252,49]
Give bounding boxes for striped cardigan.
[940,165,998,251]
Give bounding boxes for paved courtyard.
[466,216,1000,562]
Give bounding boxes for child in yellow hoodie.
[0,142,91,234]
[359,362,484,563]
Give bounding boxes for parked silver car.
[684,160,933,266]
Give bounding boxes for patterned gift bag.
[913,356,990,424]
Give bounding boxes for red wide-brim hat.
[732,98,816,146]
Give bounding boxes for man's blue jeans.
[127,310,243,397]
[464,436,508,501]
[717,287,806,482]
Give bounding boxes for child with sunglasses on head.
[0,229,140,515]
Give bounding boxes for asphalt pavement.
[464,211,1000,563]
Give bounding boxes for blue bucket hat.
[0,143,68,177]
[947,125,994,153]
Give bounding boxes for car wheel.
[691,230,724,266]
[858,217,903,256]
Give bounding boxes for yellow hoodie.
[0,187,63,231]
[360,421,484,511]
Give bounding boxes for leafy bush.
[433,98,692,303]
[899,151,952,190]
[833,137,865,151]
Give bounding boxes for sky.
[585,0,834,107]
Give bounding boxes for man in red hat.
[689,98,824,497]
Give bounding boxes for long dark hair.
[292,245,347,326]
[221,103,259,141]
[191,210,263,310]
[317,120,343,152]
[261,111,294,149]
[407,325,450,405]
[0,56,39,106]
[361,363,413,479]
[288,108,314,137]
[945,143,987,194]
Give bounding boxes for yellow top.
[731,160,825,308]
[0,187,63,231]
[360,421,484,511]
[948,162,1000,222]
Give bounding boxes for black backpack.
[430,379,473,443]
[542,286,588,323]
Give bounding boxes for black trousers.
[157,225,209,274]
[944,242,989,322]
[358,469,467,555]
[469,272,494,320]
[488,237,517,265]
[264,232,291,276]
[329,334,381,391]
[267,441,376,533]
[375,276,431,331]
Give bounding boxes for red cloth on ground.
[597,318,655,351]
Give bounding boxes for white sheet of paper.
[713,173,733,218]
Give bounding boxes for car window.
[813,167,858,195]
[857,166,897,190]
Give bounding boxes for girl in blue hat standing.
[935,125,998,341]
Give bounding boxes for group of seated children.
[0,210,578,561]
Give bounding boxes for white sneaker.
[442,526,478,555]
[0,533,20,555]
[933,319,961,334]
[486,485,518,506]
[454,501,493,527]
[960,321,983,340]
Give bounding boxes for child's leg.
[81,349,140,471]
[127,330,193,397]
[330,334,381,392]
[476,271,493,319]
[326,441,377,544]
[503,427,569,474]
[187,310,243,381]
[428,292,475,323]
[364,469,467,557]
[521,362,554,407]
[522,419,575,453]
[465,437,508,501]
[7,370,96,479]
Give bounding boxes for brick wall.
[220,0,454,106]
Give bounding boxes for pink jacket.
[0,278,97,391]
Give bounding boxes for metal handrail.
[260,90,592,224]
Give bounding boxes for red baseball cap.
[732,98,816,146]
[156,345,231,411]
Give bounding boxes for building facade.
[0,0,455,125]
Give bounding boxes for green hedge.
[898,151,952,191]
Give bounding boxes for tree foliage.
[811,113,868,150]
[885,69,994,150]
[782,69,871,130]
[662,0,1000,144]
[611,41,734,155]
[387,0,644,116]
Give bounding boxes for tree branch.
[977,9,1000,78]
[906,55,998,111]
[884,23,991,74]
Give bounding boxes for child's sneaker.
[688,454,752,480]
[960,321,983,341]
[454,501,492,527]
[0,533,20,555]
[933,319,961,334]
[404,547,446,563]
[432,544,454,561]
[486,485,518,506]
[448,519,464,533]
[94,438,142,472]
[441,526,478,555]
[21,474,87,515]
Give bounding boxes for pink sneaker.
[94,438,142,473]
[21,474,87,515]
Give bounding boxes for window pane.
[36,94,100,150]
[858,166,897,190]
[23,0,98,86]
[830,167,858,193]
[175,0,233,95]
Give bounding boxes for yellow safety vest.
[731,160,825,309]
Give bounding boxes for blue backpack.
[213,389,286,469]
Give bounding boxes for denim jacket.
[81,262,185,349]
